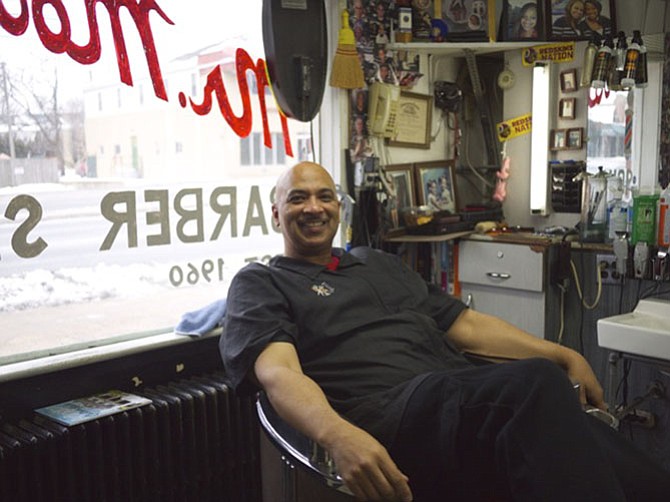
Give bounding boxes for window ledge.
[0,329,221,384]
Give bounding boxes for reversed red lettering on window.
[0,0,293,155]
[180,49,293,157]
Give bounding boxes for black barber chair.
[256,392,355,502]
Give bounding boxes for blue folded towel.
[174,298,227,336]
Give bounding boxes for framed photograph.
[499,0,543,41]
[388,91,432,149]
[382,163,417,226]
[560,69,578,93]
[440,0,491,42]
[350,88,368,120]
[559,97,576,119]
[550,129,567,150]
[414,160,458,214]
[566,127,584,149]
[546,0,617,41]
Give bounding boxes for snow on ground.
[1,263,169,312]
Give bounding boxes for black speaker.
[262,0,328,122]
[433,81,462,113]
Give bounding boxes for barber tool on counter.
[607,173,628,243]
[575,167,608,243]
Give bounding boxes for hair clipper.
[634,242,650,279]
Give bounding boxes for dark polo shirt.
[221,246,469,444]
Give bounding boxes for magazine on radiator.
[35,390,152,426]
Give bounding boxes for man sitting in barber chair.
[221,161,669,501]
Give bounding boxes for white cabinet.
[458,239,552,339]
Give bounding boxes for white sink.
[597,299,670,361]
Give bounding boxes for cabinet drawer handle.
[486,272,511,280]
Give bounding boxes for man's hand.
[448,309,608,411]
[325,423,413,502]
[254,342,412,501]
[564,351,607,411]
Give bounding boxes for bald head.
[275,162,336,201]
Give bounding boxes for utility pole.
[1,62,16,159]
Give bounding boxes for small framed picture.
[546,0,617,41]
[566,127,584,149]
[550,129,567,150]
[499,0,543,41]
[414,160,457,214]
[439,0,491,42]
[383,163,417,226]
[560,69,578,93]
[559,98,576,119]
[350,88,368,120]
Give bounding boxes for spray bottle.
[591,35,613,89]
[658,184,670,248]
[580,34,601,88]
[634,30,648,88]
[609,31,628,91]
[621,31,641,89]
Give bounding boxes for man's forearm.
[258,364,354,449]
[258,363,414,501]
[447,308,578,367]
[447,308,606,408]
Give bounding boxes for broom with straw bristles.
[329,9,365,89]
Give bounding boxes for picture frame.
[550,129,567,150]
[439,0,491,43]
[388,91,432,149]
[546,0,617,41]
[414,160,458,214]
[559,97,576,119]
[499,0,544,42]
[350,88,368,120]
[382,163,417,226]
[566,127,584,149]
[560,69,578,93]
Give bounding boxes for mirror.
[586,89,629,178]
[586,58,664,192]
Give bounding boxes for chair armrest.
[462,352,517,365]
[256,392,354,494]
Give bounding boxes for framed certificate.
[388,91,432,149]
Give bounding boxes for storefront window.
[0,1,315,364]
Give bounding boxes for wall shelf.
[385,230,473,243]
[388,41,544,56]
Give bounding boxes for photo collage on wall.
[348,0,422,163]
[660,32,670,189]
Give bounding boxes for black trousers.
[388,358,670,502]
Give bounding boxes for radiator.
[0,372,262,502]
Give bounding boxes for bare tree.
[3,61,85,174]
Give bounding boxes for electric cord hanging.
[570,258,603,309]
[557,287,566,345]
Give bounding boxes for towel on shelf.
[174,298,227,336]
